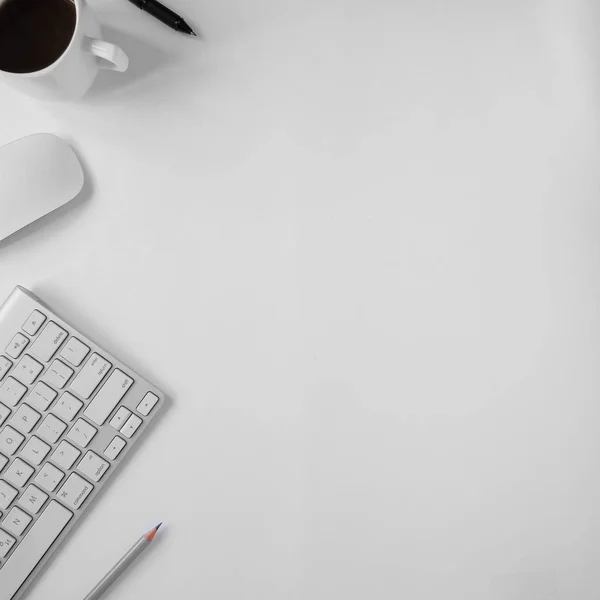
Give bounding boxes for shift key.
[70,353,112,399]
[84,369,134,425]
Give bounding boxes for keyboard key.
[0,481,17,510]
[84,369,134,426]
[22,310,46,336]
[109,406,131,430]
[18,485,48,515]
[0,529,16,558]
[104,436,126,461]
[0,454,8,472]
[57,473,93,509]
[28,381,58,412]
[0,377,27,407]
[36,414,67,444]
[51,441,80,470]
[21,436,51,466]
[34,463,64,492]
[0,500,73,599]
[0,501,72,598]
[3,507,32,536]
[5,333,29,359]
[13,355,43,386]
[52,392,83,422]
[30,321,67,362]
[137,392,159,416]
[0,403,10,426]
[0,356,13,382]
[77,451,109,482]
[9,404,41,435]
[0,426,24,456]
[43,359,74,390]
[121,414,142,439]
[67,419,97,448]
[70,353,111,400]
[4,458,34,488]
[59,337,89,367]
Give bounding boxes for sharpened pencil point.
[144,523,163,542]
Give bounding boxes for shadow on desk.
[89,26,174,98]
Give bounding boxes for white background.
[1,0,600,598]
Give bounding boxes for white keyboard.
[0,287,164,600]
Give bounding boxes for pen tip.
[178,20,197,37]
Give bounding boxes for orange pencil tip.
[144,523,163,542]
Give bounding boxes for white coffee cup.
[0,0,128,100]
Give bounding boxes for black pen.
[126,0,196,36]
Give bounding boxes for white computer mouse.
[0,133,84,242]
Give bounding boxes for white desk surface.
[1,1,600,598]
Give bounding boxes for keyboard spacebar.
[0,501,73,600]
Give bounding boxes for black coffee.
[0,0,76,74]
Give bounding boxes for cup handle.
[85,38,129,72]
